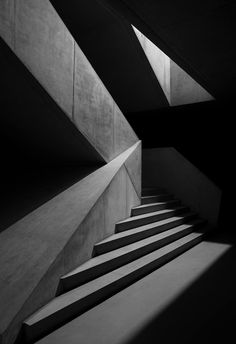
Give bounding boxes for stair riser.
[131,200,181,216]
[23,290,109,343]
[60,225,197,293]
[24,234,204,343]
[94,215,197,256]
[116,207,188,232]
[142,189,166,196]
[141,195,174,204]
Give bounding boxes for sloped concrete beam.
[0,142,141,344]
[124,141,142,197]
[0,0,14,48]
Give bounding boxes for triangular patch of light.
[133,26,214,106]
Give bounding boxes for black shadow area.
[0,166,101,233]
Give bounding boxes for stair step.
[58,219,204,293]
[116,206,189,232]
[142,187,166,196]
[35,227,217,344]
[94,213,199,255]
[131,199,181,216]
[141,194,174,204]
[24,230,207,343]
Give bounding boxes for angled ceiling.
[99,0,236,100]
[132,25,214,106]
[50,0,169,113]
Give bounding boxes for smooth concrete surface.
[50,0,169,113]
[62,193,105,276]
[15,0,74,117]
[59,221,202,291]
[133,26,171,103]
[94,217,202,255]
[62,165,140,275]
[94,84,114,161]
[126,172,140,218]
[124,140,142,197]
[141,194,174,204]
[22,164,140,344]
[116,206,188,232]
[0,142,141,344]
[103,167,127,238]
[0,0,14,48]
[74,51,138,161]
[131,200,180,216]
[35,236,231,344]
[142,148,221,226]
[74,44,114,161]
[0,36,105,168]
[0,0,138,163]
[170,59,214,106]
[22,187,206,342]
[133,25,213,106]
[114,105,138,157]
[25,228,205,342]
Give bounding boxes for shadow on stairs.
[19,187,214,343]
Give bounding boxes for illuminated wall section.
[133,26,214,106]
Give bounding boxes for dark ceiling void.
[126,100,233,190]
[99,0,236,101]
[50,0,169,113]
[0,165,98,233]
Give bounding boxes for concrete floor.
[37,232,236,344]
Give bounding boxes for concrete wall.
[132,25,213,106]
[0,0,14,49]
[0,0,138,162]
[142,147,221,226]
[0,2,141,343]
[133,26,171,103]
[170,60,214,106]
[0,142,141,344]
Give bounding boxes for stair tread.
[142,187,165,191]
[142,187,167,196]
[132,200,179,210]
[141,194,172,199]
[95,213,198,246]
[140,195,174,204]
[26,230,205,327]
[36,231,221,344]
[117,206,186,224]
[62,219,202,279]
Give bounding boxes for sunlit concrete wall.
[0,0,138,162]
[133,26,171,103]
[133,26,213,106]
[170,60,214,106]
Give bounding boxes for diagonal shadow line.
[124,243,236,344]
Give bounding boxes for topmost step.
[142,187,166,196]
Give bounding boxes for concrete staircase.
[23,188,209,343]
